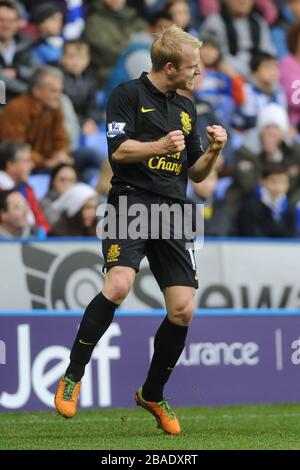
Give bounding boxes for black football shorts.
[102,184,198,290]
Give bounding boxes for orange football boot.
[135,387,181,435]
[54,375,81,418]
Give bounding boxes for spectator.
[22,0,86,39]
[104,10,173,103]
[0,0,37,101]
[165,0,198,36]
[234,103,300,200]
[60,40,108,184]
[200,0,278,25]
[60,40,102,131]
[233,51,287,131]
[0,188,45,238]
[0,141,50,232]
[84,0,147,87]
[272,0,300,58]
[0,65,105,184]
[50,182,98,236]
[31,2,64,64]
[0,65,72,169]
[201,0,275,78]
[40,162,78,225]
[236,163,297,237]
[279,21,300,131]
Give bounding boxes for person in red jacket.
[0,141,50,233]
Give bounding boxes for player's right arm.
[112,131,185,163]
[106,84,185,164]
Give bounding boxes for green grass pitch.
[1,403,300,450]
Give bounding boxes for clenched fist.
[162,130,186,154]
[206,125,227,152]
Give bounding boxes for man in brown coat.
[0,66,73,169]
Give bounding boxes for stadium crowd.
[0,0,300,239]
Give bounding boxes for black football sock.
[142,316,188,402]
[65,292,118,382]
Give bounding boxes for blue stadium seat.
[28,174,50,200]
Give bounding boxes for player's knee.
[170,300,195,326]
[103,268,134,304]
[104,277,131,304]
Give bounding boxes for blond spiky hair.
[151,24,202,71]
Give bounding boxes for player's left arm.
[188,125,227,183]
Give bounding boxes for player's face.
[172,46,202,91]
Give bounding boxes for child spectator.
[31,2,64,64]
[233,51,287,131]
[60,40,102,135]
[236,163,297,237]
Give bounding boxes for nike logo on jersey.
[141,106,155,113]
